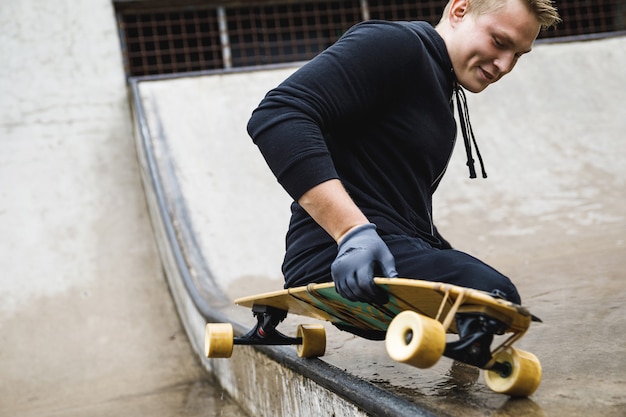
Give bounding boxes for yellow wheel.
[485,347,542,397]
[296,324,326,358]
[204,323,234,358]
[385,311,446,369]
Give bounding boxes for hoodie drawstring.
[454,85,487,179]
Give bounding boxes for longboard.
[205,278,542,396]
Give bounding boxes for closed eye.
[493,37,504,48]
[493,32,532,58]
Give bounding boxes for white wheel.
[204,323,234,358]
[385,311,446,368]
[296,324,326,358]
[485,347,542,397]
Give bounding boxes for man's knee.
[458,261,521,304]
[392,244,521,304]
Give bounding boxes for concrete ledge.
[128,79,439,417]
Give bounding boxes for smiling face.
[437,0,541,93]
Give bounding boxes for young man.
[247,0,560,307]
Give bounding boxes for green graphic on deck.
[290,285,406,331]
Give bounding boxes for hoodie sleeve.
[246,20,427,201]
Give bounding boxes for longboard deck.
[235,278,532,335]
[208,278,543,397]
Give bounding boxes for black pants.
[383,234,520,304]
[283,233,521,305]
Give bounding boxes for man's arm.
[297,179,368,243]
[248,21,423,204]
[299,179,397,304]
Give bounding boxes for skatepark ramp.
[128,33,626,417]
[128,68,436,417]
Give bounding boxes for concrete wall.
[0,2,134,310]
[0,2,239,415]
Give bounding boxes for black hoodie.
[248,20,459,286]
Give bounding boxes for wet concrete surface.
[137,34,626,416]
[0,283,246,417]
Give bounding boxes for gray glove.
[331,223,397,304]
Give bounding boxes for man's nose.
[494,53,517,75]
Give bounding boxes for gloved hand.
[331,223,397,305]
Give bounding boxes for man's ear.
[448,0,469,25]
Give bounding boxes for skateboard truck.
[444,313,508,370]
[234,305,302,346]
[205,305,326,358]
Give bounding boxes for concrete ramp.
[131,34,625,417]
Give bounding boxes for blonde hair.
[441,0,562,30]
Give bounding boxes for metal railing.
[115,0,626,80]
